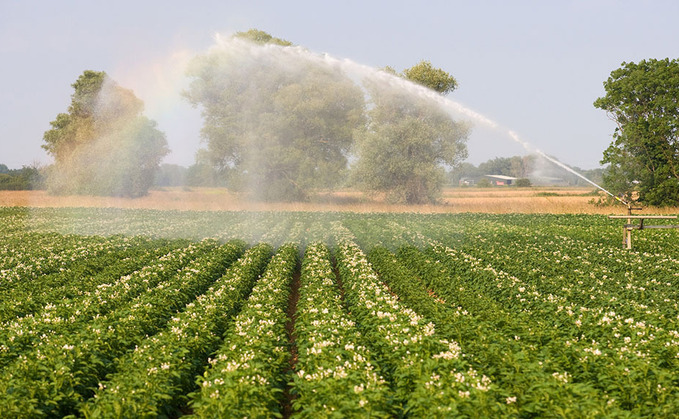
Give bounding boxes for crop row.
[0,236,189,322]
[292,242,390,417]
[81,243,273,417]
[0,233,140,291]
[340,215,679,415]
[334,230,493,417]
[423,240,679,414]
[190,243,299,417]
[372,245,613,416]
[0,239,207,369]
[0,241,245,417]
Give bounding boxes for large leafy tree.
[352,61,469,204]
[594,58,679,206]
[43,70,168,197]
[184,29,365,201]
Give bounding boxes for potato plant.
[1,207,678,417]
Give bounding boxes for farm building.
[485,175,517,186]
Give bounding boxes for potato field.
[1,207,679,418]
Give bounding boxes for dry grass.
[1,187,678,215]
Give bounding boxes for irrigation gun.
[534,150,678,249]
[608,196,678,250]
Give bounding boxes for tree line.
[39,30,467,204]
[0,164,44,191]
[35,29,679,206]
[449,156,605,187]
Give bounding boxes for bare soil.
[282,262,301,418]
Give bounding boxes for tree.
[154,164,188,187]
[478,157,513,177]
[594,58,679,206]
[448,162,481,186]
[232,28,292,46]
[184,30,365,201]
[515,178,532,187]
[401,60,458,95]
[42,70,168,197]
[352,62,468,204]
[186,162,221,187]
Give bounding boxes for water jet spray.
[201,37,635,211]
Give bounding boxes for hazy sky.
[1,0,678,170]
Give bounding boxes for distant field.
[2,187,678,214]
[2,207,679,416]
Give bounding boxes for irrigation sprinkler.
[538,160,678,249]
[608,200,678,249]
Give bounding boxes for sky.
[1,0,678,171]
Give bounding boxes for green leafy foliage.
[335,232,493,416]
[2,208,679,416]
[595,58,679,206]
[515,177,532,187]
[0,237,189,369]
[188,243,298,417]
[0,240,243,416]
[234,28,293,46]
[184,31,469,204]
[401,60,458,95]
[291,242,391,417]
[81,243,271,418]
